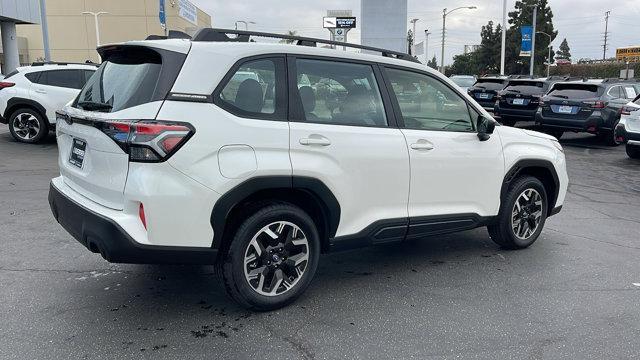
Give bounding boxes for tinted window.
[473,79,506,91]
[387,68,474,132]
[219,59,278,115]
[294,59,387,126]
[504,81,545,94]
[45,70,83,89]
[82,70,95,86]
[608,86,623,99]
[450,76,476,88]
[24,72,42,83]
[548,84,601,100]
[76,49,162,112]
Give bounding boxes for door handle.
[410,142,434,151]
[299,136,331,146]
[35,89,47,94]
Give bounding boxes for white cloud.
[191,0,640,64]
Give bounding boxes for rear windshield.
[75,47,162,112]
[473,79,506,91]
[451,77,476,88]
[504,81,545,94]
[548,84,602,100]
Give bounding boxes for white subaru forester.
[49,29,568,310]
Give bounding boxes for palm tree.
[280,30,298,44]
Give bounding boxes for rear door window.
[24,71,42,83]
[218,59,281,116]
[548,84,601,99]
[293,59,387,127]
[44,70,83,89]
[623,85,637,99]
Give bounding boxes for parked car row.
[465,75,640,149]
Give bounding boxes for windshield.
[548,84,601,100]
[451,77,476,88]
[75,48,162,112]
[473,79,506,91]
[504,81,545,94]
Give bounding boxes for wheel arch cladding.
[210,176,340,254]
[501,159,559,214]
[5,97,49,124]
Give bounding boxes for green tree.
[279,30,298,44]
[427,55,438,70]
[449,52,479,75]
[476,21,503,74]
[407,29,414,54]
[556,38,571,61]
[505,0,557,75]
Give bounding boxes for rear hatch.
[541,83,605,120]
[498,80,546,110]
[56,44,188,210]
[468,79,506,104]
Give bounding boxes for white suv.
[0,62,97,143]
[616,94,640,158]
[48,29,568,310]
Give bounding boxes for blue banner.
[159,0,166,29]
[520,26,533,57]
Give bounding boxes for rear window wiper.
[551,94,569,99]
[505,89,521,93]
[77,101,113,112]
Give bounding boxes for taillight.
[0,81,15,89]
[99,120,194,162]
[621,106,640,116]
[584,100,605,109]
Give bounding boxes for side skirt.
[329,213,496,252]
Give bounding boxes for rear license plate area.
[69,138,87,168]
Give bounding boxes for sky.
[190,0,640,65]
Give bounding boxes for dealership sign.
[519,26,533,57]
[323,17,357,29]
[178,0,198,26]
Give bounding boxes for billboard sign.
[520,26,533,57]
[178,0,198,26]
[323,16,356,28]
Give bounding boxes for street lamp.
[441,6,477,73]
[82,11,109,47]
[235,21,256,31]
[409,18,419,54]
[536,31,552,77]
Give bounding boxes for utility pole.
[424,29,431,67]
[440,8,446,73]
[529,5,537,77]
[39,0,51,62]
[602,10,611,60]
[409,18,419,54]
[500,0,506,75]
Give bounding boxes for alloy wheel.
[243,221,309,297]
[11,113,40,141]
[511,188,544,240]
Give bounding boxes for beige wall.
[16,0,212,63]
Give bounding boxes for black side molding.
[501,159,560,214]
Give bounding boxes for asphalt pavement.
[1,127,639,359]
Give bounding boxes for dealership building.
[0,0,211,71]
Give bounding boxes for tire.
[488,176,548,250]
[220,203,320,311]
[8,108,48,144]
[601,118,622,146]
[627,143,640,159]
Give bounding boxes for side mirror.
[477,116,496,141]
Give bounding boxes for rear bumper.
[48,182,217,264]
[494,106,537,121]
[535,111,607,133]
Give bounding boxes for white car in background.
[449,75,476,92]
[616,94,640,159]
[0,62,97,143]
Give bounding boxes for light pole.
[528,4,538,77]
[500,0,506,75]
[441,6,477,73]
[82,11,108,47]
[536,31,552,77]
[235,20,255,31]
[409,18,419,54]
[39,0,51,62]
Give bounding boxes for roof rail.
[191,28,420,63]
[31,61,99,67]
[602,77,639,83]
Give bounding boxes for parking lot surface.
[1,127,639,359]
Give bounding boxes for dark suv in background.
[535,80,640,144]
[493,78,549,126]
[467,76,508,112]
